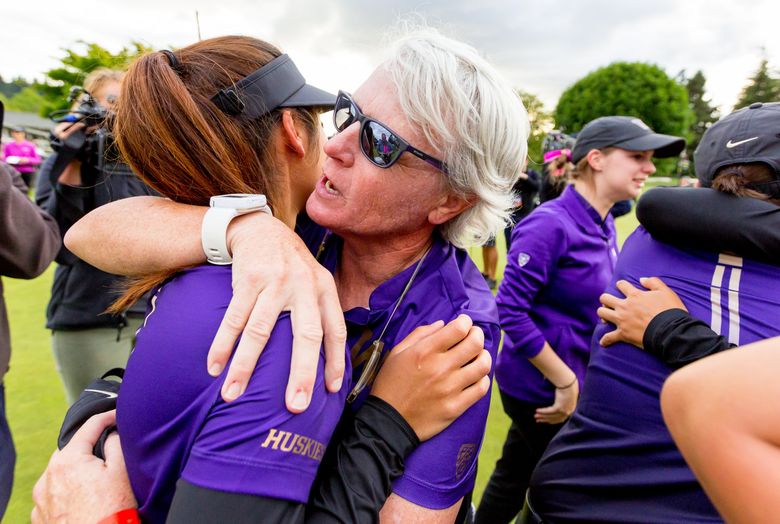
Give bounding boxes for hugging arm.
[65,196,346,411]
[638,187,780,266]
[662,336,780,524]
[34,319,490,524]
[598,277,732,367]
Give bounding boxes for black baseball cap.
[694,102,780,187]
[571,116,686,164]
[211,54,336,118]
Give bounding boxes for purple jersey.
[117,265,350,523]
[299,216,500,509]
[496,185,618,404]
[530,227,780,523]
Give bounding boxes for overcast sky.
[2,0,778,114]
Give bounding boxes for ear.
[586,148,604,172]
[428,192,474,226]
[281,110,306,158]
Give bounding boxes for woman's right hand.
[371,315,492,441]
[535,378,579,424]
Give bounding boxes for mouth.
[320,175,341,196]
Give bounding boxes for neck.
[271,162,301,230]
[335,228,434,310]
[573,179,612,220]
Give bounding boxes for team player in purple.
[475,116,685,524]
[44,28,529,523]
[526,102,780,523]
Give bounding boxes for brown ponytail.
[712,163,780,206]
[107,36,322,313]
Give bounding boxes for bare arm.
[379,495,461,524]
[66,196,346,412]
[661,336,780,524]
[65,196,205,275]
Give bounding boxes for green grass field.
[3,200,643,523]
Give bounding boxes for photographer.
[36,68,156,404]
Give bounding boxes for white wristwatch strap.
[202,207,240,265]
[201,196,272,265]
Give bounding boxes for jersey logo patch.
[517,253,531,267]
[456,444,476,479]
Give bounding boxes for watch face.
[210,194,268,211]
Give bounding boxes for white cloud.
[2,0,778,114]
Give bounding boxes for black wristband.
[359,396,420,456]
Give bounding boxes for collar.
[561,185,615,239]
[318,234,450,325]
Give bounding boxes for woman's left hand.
[371,315,492,441]
[598,277,686,349]
[535,378,579,424]
[31,411,136,524]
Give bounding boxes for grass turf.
[3,199,643,523]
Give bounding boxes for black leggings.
[474,392,563,524]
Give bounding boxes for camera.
[49,86,121,184]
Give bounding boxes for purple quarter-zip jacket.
[495,185,618,405]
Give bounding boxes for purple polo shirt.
[495,185,617,404]
[117,265,350,523]
[530,227,780,523]
[300,217,501,509]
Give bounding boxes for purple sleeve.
[496,210,568,358]
[390,320,500,509]
[180,318,348,504]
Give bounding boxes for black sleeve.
[305,396,420,524]
[642,308,734,369]
[166,479,305,524]
[637,187,780,266]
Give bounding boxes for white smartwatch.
[201,194,273,265]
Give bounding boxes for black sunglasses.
[333,91,448,174]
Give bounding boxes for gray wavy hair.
[384,28,530,247]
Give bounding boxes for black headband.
[160,50,183,75]
[210,54,306,118]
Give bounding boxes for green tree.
[517,90,553,166]
[734,59,780,109]
[554,62,692,175]
[682,70,718,160]
[0,75,32,99]
[5,86,47,113]
[38,41,152,117]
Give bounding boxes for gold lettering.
[300,438,314,457]
[280,432,296,452]
[260,428,326,462]
[261,428,285,450]
[292,436,307,455]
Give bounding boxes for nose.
[645,160,656,175]
[324,123,358,167]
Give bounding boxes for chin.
[305,197,338,229]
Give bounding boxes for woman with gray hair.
[58,28,528,523]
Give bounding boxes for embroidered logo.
[517,253,531,267]
[456,444,476,479]
[725,136,759,149]
[630,118,651,131]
